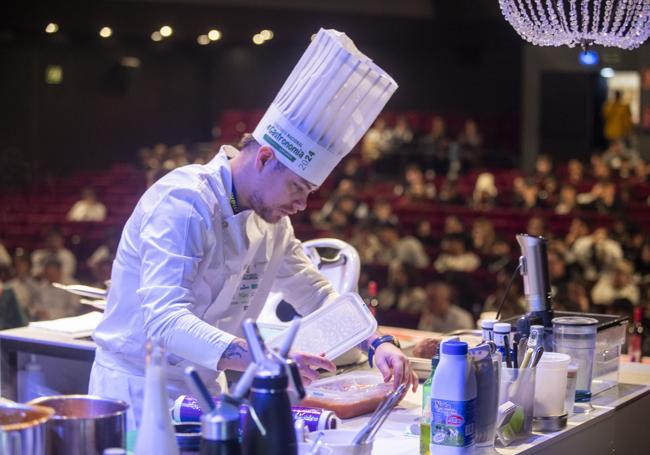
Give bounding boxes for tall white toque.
[252,28,398,186]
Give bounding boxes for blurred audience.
[6,250,40,316]
[0,264,28,329]
[362,117,391,163]
[33,258,81,321]
[375,223,429,269]
[433,233,480,273]
[591,259,640,307]
[31,228,77,281]
[378,262,425,315]
[67,187,107,222]
[418,281,474,333]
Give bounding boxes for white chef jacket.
[89,146,335,428]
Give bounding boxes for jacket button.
[222,221,228,228]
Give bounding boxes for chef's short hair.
[238,133,287,172]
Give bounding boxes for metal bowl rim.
[0,402,55,431]
[27,394,129,421]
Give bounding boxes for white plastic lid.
[267,292,377,360]
[493,322,511,334]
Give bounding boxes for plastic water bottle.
[419,347,440,455]
[17,355,47,402]
[134,340,179,455]
[429,340,477,454]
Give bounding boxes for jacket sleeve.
[272,221,336,316]
[136,188,236,370]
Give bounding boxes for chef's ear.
[255,145,276,171]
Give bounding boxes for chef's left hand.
[374,343,418,393]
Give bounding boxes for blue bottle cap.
[442,340,468,356]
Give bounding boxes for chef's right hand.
[290,351,336,385]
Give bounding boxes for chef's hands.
[290,351,336,386]
[412,337,441,360]
[374,342,418,393]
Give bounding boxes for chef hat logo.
[252,28,398,186]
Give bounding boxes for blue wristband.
[367,335,400,368]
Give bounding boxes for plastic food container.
[267,292,377,360]
[300,372,392,419]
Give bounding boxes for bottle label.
[430,398,475,447]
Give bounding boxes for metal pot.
[27,395,128,455]
[0,401,54,455]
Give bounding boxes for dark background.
[0,0,523,177]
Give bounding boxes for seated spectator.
[87,229,120,287]
[433,234,480,273]
[399,180,436,206]
[66,187,107,222]
[414,219,437,249]
[567,159,585,187]
[162,144,190,170]
[590,153,612,180]
[602,139,642,178]
[547,248,589,312]
[634,239,650,287]
[572,226,623,281]
[335,156,367,188]
[31,228,76,281]
[349,223,383,264]
[418,281,474,333]
[471,172,498,210]
[311,179,367,229]
[555,184,578,215]
[390,115,414,149]
[0,265,28,330]
[484,265,527,320]
[577,179,621,214]
[538,175,559,209]
[471,218,496,255]
[420,116,451,174]
[375,223,430,269]
[443,215,465,236]
[513,176,540,209]
[457,119,483,151]
[378,262,425,315]
[526,216,548,238]
[438,177,465,205]
[33,258,81,321]
[0,240,10,267]
[592,259,640,307]
[7,250,41,317]
[485,238,514,273]
[534,154,554,184]
[366,198,398,229]
[361,117,392,163]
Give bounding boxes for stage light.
[260,29,273,40]
[208,29,221,41]
[160,26,173,37]
[151,31,163,42]
[252,33,264,45]
[600,67,615,78]
[197,35,210,45]
[99,27,113,38]
[578,50,598,66]
[45,23,59,34]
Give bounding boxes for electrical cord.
[496,262,522,320]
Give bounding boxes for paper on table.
[29,311,104,338]
[52,283,108,299]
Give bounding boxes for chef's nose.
[293,196,307,212]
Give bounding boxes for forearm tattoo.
[223,339,248,360]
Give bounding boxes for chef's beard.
[250,190,283,224]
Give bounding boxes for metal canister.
[0,401,54,455]
[28,395,128,455]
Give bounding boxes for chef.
[89,28,417,428]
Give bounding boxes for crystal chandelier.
[499,0,650,50]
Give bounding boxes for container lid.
[481,319,498,329]
[552,316,598,327]
[493,322,511,334]
[267,292,377,360]
[442,340,468,356]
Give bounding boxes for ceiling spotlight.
[197,34,210,45]
[159,25,173,37]
[99,26,113,38]
[208,29,221,41]
[600,67,615,78]
[45,23,59,34]
[151,31,163,42]
[252,33,264,45]
[260,29,273,40]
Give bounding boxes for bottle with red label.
[628,307,644,362]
